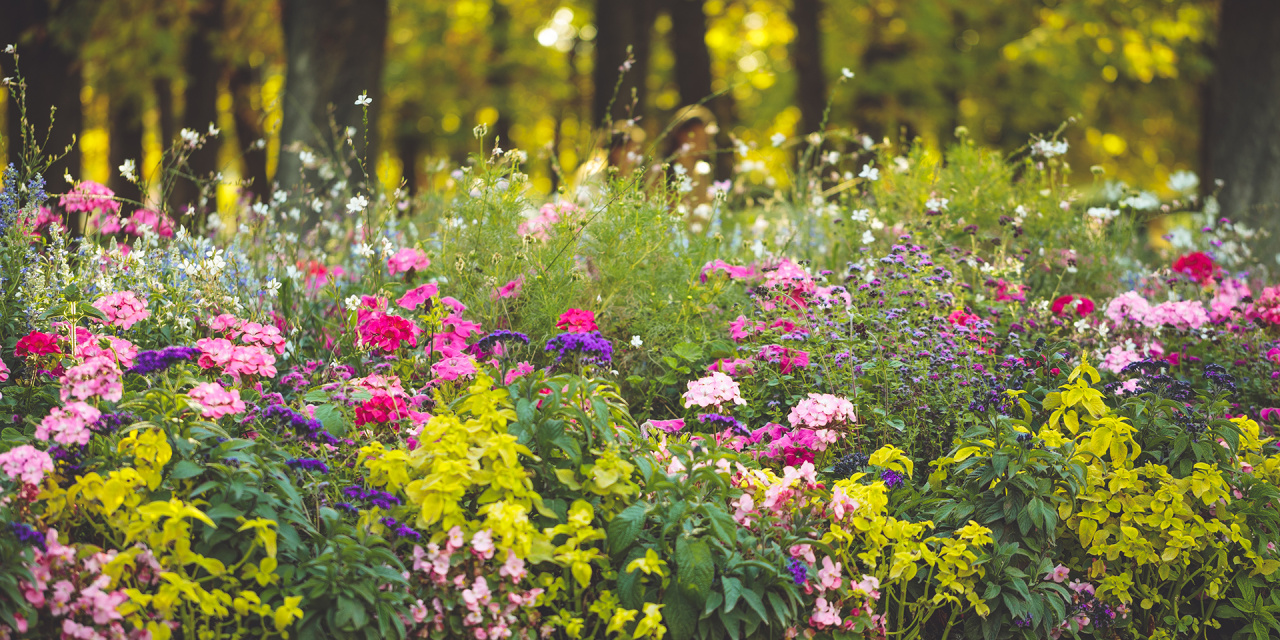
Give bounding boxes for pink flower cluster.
[359,312,420,353]
[683,371,746,409]
[0,445,55,486]
[388,247,431,275]
[1210,279,1251,322]
[0,357,8,382]
[59,357,123,403]
[1247,285,1280,326]
[398,282,439,310]
[433,312,483,357]
[187,382,246,419]
[195,338,278,379]
[1146,300,1209,330]
[122,208,174,237]
[72,327,139,370]
[757,344,810,374]
[92,291,150,330]
[700,260,758,282]
[556,308,597,333]
[517,201,579,240]
[36,402,101,447]
[493,277,523,300]
[432,356,478,382]
[5,528,138,640]
[209,314,288,355]
[748,422,840,465]
[1104,291,1151,326]
[59,181,119,214]
[355,392,430,427]
[788,394,856,429]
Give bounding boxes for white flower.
[207,122,220,136]
[354,243,374,257]
[1086,206,1119,221]
[3,44,14,54]
[925,197,948,211]
[298,150,316,166]
[771,132,786,148]
[347,194,369,213]
[859,163,879,181]
[118,159,137,182]
[694,161,711,175]
[344,295,362,311]
[355,91,372,106]
[180,128,200,147]
[1120,191,1160,211]
[284,264,302,281]
[630,335,643,348]
[1167,170,1199,194]
[825,151,840,166]
[264,279,282,295]
[1030,139,1069,158]
[893,156,910,172]
[861,229,874,245]
[850,208,870,222]
[841,67,855,79]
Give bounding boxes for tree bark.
[669,0,735,179]
[107,93,145,208]
[229,64,270,202]
[487,0,513,149]
[169,0,225,227]
[592,0,656,129]
[3,0,84,206]
[154,78,177,155]
[1207,0,1280,264]
[789,0,827,137]
[278,0,388,205]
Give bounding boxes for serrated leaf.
[607,504,647,555]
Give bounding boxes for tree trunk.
[669,0,735,180]
[1207,0,1280,264]
[487,0,513,149]
[789,0,827,137]
[107,94,145,209]
[170,0,225,227]
[395,132,419,208]
[229,64,270,202]
[154,78,177,154]
[4,0,84,229]
[592,0,656,129]
[278,0,388,207]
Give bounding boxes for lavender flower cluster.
[545,331,613,366]
[126,346,201,375]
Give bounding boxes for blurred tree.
[593,0,657,127]
[667,0,735,179]
[3,0,89,199]
[169,0,224,223]
[1207,0,1280,260]
[277,0,388,202]
[789,0,826,137]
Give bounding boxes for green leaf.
[675,537,714,604]
[722,577,743,613]
[739,588,768,622]
[171,460,204,479]
[607,504,647,555]
[314,404,347,436]
[663,587,700,640]
[673,342,704,362]
[701,504,737,546]
[205,503,245,523]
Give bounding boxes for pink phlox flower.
[504,362,535,385]
[1105,291,1152,326]
[238,322,287,354]
[359,312,420,353]
[60,181,119,214]
[92,291,150,330]
[682,371,746,409]
[1045,564,1070,583]
[788,393,856,429]
[59,356,123,403]
[387,247,431,275]
[0,445,55,486]
[72,327,138,370]
[757,344,810,373]
[994,279,1027,302]
[518,201,578,240]
[1210,278,1251,322]
[1246,285,1280,326]
[1146,300,1209,330]
[707,358,753,376]
[36,402,100,446]
[1101,345,1140,375]
[188,382,247,419]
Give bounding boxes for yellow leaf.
[1078,519,1098,548]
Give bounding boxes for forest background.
[3,0,1278,253]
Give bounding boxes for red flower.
[15,331,62,358]
[1172,252,1218,285]
[556,308,597,333]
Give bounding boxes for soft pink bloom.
[188,382,247,419]
[60,181,119,214]
[1101,345,1140,375]
[788,394,856,429]
[1146,300,1209,330]
[74,328,139,369]
[493,277,524,300]
[388,247,431,275]
[238,322,287,355]
[1210,278,1251,322]
[855,575,880,598]
[0,445,55,486]
[59,356,123,403]
[410,600,429,624]
[518,201,578,240]
[1045,564,1070,583]
[1105,291,1151,326]
[36,402,101,446]
[196,338,277,379]
[92,290,151,330]
[471,530,496,559]
[682,371,746,409]
[728,315,765,341]
[504,362,535,385]
[818,557,843,591]
[556,308,597,333]
[432,356,478,382]
[397,282,439,310]
[1246,285,1280,326]
[829,485,859,521]
[700,260,758,282]
[498,550,526,583]
[0,357,8,382]
[757,344,810,373]
[809,598,841,629]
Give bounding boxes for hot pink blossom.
[493,277,524,300]
[188,382,247,419]
[359,313,419,353]
[397,283,439,310]
[504,362,534,385]
[0,357,8,382]
[432,356,478,382]
[556,308,597,333]
[123,208,174,237]
[60,181,119,214]
[648,419,685,434]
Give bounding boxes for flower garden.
[3,106,1280,640]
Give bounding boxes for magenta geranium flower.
[387,247,430,275]
[556,308,597,333]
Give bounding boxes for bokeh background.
[2,0,1275,246]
